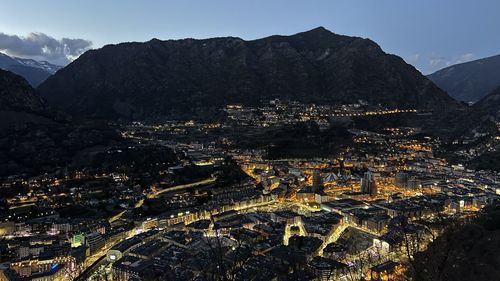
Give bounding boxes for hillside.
[0,68,47,113]
[437,86,500,171]
[474,86,500,117]
[38,27,458,120]
[428,54,500,103]
[0,69,118,176]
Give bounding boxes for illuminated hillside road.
[149,177,216,198]
[109,177,216,223]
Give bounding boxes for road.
[81,177,218,278]
[149,177,216,198]
[108,178,214,223]
[108,198,145,223]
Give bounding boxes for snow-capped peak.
[14,57,62,74]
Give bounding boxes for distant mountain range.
[38,27,458,120]
[0,52,62,87]
[428,54,500,103]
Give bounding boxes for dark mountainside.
[474,86,500,117]
[428,54,500,103]
[454,85,500,142]
[438,86,500,139]
[0,69,118,176]
[437,85,500,171]
[0,52,61,87]
[463,86,500,170]
[0,68,47,113]
[38,27,458,120]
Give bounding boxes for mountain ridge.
[428,54,500,103]
[38,27,459,120]
[0,52,62,87]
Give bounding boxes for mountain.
[428,54,500,103]
[0,69,118,176]
[38,27,458,120]
[474,86,500,117]
[0,52,62,87]
[0,68,47,113]
[437,86,500,171]
[13,57,61,74]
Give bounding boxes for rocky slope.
[38,27,458,120]
[428,54,500,103]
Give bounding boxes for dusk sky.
[1,0,499,73]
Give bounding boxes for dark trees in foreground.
[412,203,500,281]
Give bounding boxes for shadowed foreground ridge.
[0,69,118,176]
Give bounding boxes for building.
[407,177,421,189]
[361,171,378,196]
[140,218,158,231]
[112,256,154,281]
[85,232,105,255]
[270,211,301,225]
[370,260,401,281]
[322,243,347,260]
[394,172,408,188]
[0,222,16,236]
[8,256,73,281]
[309,256,348,281]
[51,221,72,234]
[296,170,326,202]
[311,170,324,193]
[71,233,85,248]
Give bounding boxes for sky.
[0,0,499,73]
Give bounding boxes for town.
[1,100,498,281]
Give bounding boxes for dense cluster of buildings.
[225,99,418,128]
[1,101,499,280]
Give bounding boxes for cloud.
[427,53,475,73]
[0,32,92,65]
[406,53,421,65]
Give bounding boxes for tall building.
[311,169,324,193]
[394,172,409,188]
[297,169,325,202]
[361,171,378,196]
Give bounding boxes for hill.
[436,86,500,171]
[428,54,500,103]
[0,69,118,176]
[474,86,500,117]
[38,27,458,120]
